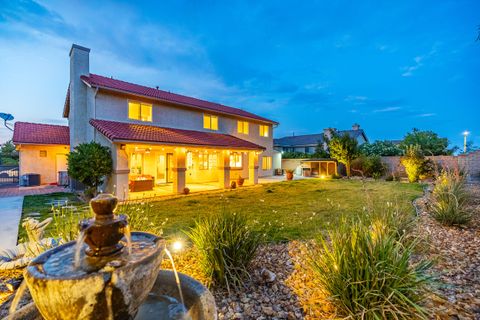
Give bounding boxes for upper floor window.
[259,125,269,137]
[203,114,218,130]
[237,120,249,134]
[129,101,152,122]
[229,152,242,168]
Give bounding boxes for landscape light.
[172,241,183,252]
[320,174,326,179]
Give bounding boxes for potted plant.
[286,169,295,181]
[237,176,245,187]
[230,181,237,189]
[183,187,190,195]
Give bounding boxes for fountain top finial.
[90,193,118,220]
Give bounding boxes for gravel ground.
[416,182,480,320]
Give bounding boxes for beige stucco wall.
[18,144,70,184]
[90,90,276,177]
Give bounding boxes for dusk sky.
[0,0,478,148]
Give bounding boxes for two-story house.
[13,44,279,200]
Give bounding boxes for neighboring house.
[13,122,70,185]
[13,44,280,200]
[274,124,368,154]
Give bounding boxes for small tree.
[0,140,19,165]
[400,145,426,182]
[328,134,359,177]
[67,142,113,197]
[360,140,403,156]
[400,129,453,155]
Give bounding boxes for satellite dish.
[0,113,14,121]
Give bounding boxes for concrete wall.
[382,151,480,178]
[92,91,276,177]
[18,144,70,184]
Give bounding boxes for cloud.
[416,113,436,117]
[373,106,402,113]
[345,95,368,103]
[401,45,439,77]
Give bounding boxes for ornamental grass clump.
[431,170,471,226]
[309,216,432,319]
[185,209,262,291]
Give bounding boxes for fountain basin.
[23,232,164,320]
[6,270,217,320]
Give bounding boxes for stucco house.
[13,44,280,200]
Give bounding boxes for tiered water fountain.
[7,194,216,320]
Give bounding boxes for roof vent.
[156,86,159,90]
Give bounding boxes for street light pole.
[463,131,469,153]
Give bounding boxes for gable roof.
[90,119,265,150]
[13,122,70,145]
[274,129,367,147]
[63,73,277,125]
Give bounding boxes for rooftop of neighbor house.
[274,124,368,147]
[90,119,265,150]
[63,73,278,125]
[12,122,70,145]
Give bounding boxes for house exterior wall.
[91,91,276,177]
[18,144,69,184]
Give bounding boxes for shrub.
[185,210,262,291]
[351,155,386,178]
[360,140,403,156]
[67,142,113,197]
[431,170,471,226]
[400,145,429,182]
[309,215,432,319]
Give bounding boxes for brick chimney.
[69,44,90,148]
[352,123,360,131]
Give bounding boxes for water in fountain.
[164,248,185,306]
[124,224,132,255]
[73,230,86,269]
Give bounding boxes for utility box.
[20,173,41,186]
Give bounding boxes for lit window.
[262,156,272,170]
[203,114,218,130]
[237,121,249,134]
[259,125,269,137]
[129,101,152,121]
[229,153,242,168]
[186,152,193,169]
[199,153,209,170]
[209,154,217,168]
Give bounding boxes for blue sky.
[0,0,478,148]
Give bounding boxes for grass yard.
[21,179,423,241]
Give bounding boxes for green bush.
[400,145,433,182]
[351,155,386,178]
[185,210,262,291]
[431,170,471,226]
[309,214,431,319]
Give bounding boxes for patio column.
[248,151,259,185]
[109,144,129,201]
[173,147,187,194]
[218,151,231,188]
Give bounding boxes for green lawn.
[21,179,423,241]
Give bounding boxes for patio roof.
[90,119,265,150]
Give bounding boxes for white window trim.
[128,100,152,122]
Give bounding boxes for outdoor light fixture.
[172,240,183,252]
[320,174,326,179]
[463,131,470,153]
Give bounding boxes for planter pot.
[237,178,245,187]
[286,172,294,181]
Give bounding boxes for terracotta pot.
[237,178,245,187]
[286,172,294,181]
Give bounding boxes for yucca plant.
[309,216,432,319]
[185,209,262,291]
[431,170,471,226]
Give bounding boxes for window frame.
[229,152,242,168]
[128,100,152,122]
[199,153,209,170]
[262,156,272,170]
[259,125,269,137]
[237,120,249,134]
[203,114,218,130]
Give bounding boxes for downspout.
[93,87,99,141]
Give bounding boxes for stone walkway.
[0,185,68,198]
[0,196,24,250]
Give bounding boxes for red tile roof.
[78,74,277,124]
[90,119,265,150]
[13,122,70,145]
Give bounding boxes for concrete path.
[0,196,24,250]
[0,185,68,198]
